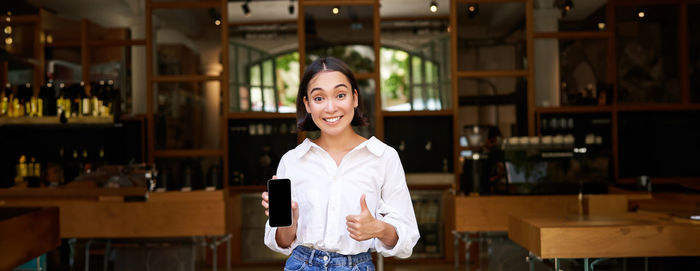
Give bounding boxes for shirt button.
[323,255,329,261]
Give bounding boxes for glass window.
[304,5,375,73]
[152,8,222,76]
[457,2,527,71]
[355,79,376,139]
[616,5,680,104]
[559,38,609,106]
[154,80,221,150]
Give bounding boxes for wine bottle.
[80,81,91,116]
[0,83,9,116]
[41,82,57,116]
[92,81,102,117]
[19,83,32,117]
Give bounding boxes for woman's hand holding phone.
[261,176,299,248]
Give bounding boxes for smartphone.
[267,178,293,227]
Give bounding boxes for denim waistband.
[291,245,372,267]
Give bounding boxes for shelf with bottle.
[0,80,120,124]
[0,117,143,189]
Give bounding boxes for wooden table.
[0,188,230,270]
[452,193,652,271]
[508,211,700,270]
[0,207,60,270]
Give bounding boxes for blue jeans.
[284,246,375,271]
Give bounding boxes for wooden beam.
[451,0,460,192]
[457,70,529,78]
[221,0,230,192]
[373,0,382,140]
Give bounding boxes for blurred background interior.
[1,0,699,270]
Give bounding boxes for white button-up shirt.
[264,136,420,258]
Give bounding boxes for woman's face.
[304,71,358,136]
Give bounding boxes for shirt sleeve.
[374,148,420,258]
[263,155,299,255]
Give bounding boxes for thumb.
[360,194,369,213]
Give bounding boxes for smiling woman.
[260,57,420,270]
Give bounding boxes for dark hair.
[296,57,369,131]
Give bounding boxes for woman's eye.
[337,93,346,99]
[313,96,323,102]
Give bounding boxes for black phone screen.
[267,178,292,227]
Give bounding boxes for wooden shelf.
[0,116,113,125]
[153,149,224,158]
[534,31,613,39]
[617,104,700,112]
[536,106,614,114]
[0,187,147,198]
[227,112,296,119]
[228,185,267,193]
[382,110,453,117]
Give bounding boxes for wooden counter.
[454,194,653,232]
[0,189,226,238]
[0,207,60,270]
[508,211,700,259]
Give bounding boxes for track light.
[332,6,339,15]
[288,0,294,15]
[429,1,438,13]
[466,4,478,18]
[241,0,250,16]
[554,0,573,18]
[637,11,645,18]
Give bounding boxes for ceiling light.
[429,1,438,13]
[215,19,221,26]
[638,11,645,18]
[3,26,11,34]
[467,4,479,18]
[5,37,12,45]
[597,22,605,30]
[242,0,251,16]
[332,6,339,15]
[288,0,294,15]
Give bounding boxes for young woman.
[261,57,419,271]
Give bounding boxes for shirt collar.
[294,136,386,158]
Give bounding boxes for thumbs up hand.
[346,194,383,241]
